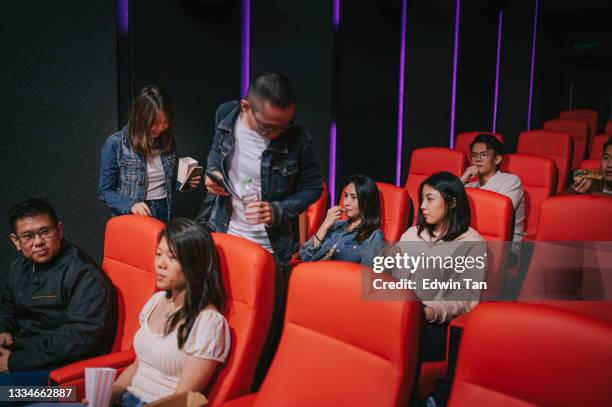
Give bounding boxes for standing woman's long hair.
[349,175,381,243]
[160,218,227,349]
[416,171,470,241]
[127,85,176,155]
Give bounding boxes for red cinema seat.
[501,154,557,237]
[580,158,601,171]
[533,195,612,241]
[50,215,165,400]
[543,119,589,169]
[454,132,504,156]
[218,262,422,407]
[448,303,612,407]
[405,148,467,224]
[517,130,572,193]
[304,182,328,240]
[560,108,598,147]
[206,233,276,405]
[605,120,612,135]
[338,182,411,242]
[519,195,612,320]
[589,134,610,159]
[377,182,411,242]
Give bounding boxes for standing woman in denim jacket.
[98,86,200,222]
[300,175,384,266]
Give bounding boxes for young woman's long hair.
[416,171,470,241]
[160,218,227,349]
[349,175,381,243]
[127,85,175,155]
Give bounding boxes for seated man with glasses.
[460,133,526,242]
[0,198,116,386]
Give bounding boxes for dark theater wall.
[454,2,499,137]
[401,0,455,182]
[130,0,242,218]
[250,0,332,194]
[0,1,117,286]
[335,0,402,193]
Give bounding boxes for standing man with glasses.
[0,198,116,386]
[195,72,323,387]
[460,133,525,243]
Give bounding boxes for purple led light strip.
[395,0,407,186]
[329,121,337,204]
[492,10,503,133]
[449,0,461,148]
[118,0,129,34]
[240,0,251,98]
[329,0,340,204]
[526,0,539,130]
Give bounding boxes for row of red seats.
[50,199,611,405]
[50,215,276,405]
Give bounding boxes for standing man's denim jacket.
[195,101,323,264]
[98,127,176,217]
[299,220,385,266]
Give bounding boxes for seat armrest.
[50,350,135,384]
[449,313,471,331]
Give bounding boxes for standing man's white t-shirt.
[227,115,274,253]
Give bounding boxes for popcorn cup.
[85,367,117,407]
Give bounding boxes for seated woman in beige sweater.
[395,171,485,361]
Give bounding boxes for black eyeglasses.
[250,108,296,136]
[17,226,57,245]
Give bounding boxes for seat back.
[500,154,557,237]
[448,303,612,407]
[517,130,572,193]
[207,233,276,404]
[253,262,422,407]
[405,147,467,224]
[560,108,598,145]
[102,215,164,352]
[580,158,601,171]
[465,189,513,299]
[338,182,411,242]
[543,119,589,168]
[305,182,328,240]
[454,132,504,156]
[534,195,612,241]
[606,120,612,135]
[377,182,411,242]
[589,134,610,159]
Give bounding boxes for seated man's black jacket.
[0,240,116,371]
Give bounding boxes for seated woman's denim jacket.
[98,127,176,217]
[299,220,385,266]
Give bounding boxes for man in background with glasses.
[460,133,526,243]
[0,198,115,386]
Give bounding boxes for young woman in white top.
[110,218,230,406]
[98,86,200,222]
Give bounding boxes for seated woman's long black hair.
[416,171,470,241]
[349,175,381,243]
[160,218,227,349]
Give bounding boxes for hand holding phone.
[205,170,230,196]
